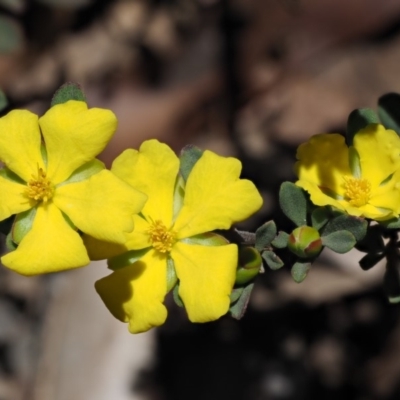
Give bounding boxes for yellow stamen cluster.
[344,176,371,207]
[26,167,54,202]
[147,220,177,253]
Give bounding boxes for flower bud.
[235,247,262,285]
[288,226,322,259]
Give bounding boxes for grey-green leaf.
[279,182,308,227]
[51,82,86,107]
[321,230,356,253]
[255,220,276,251]
[229,283,254,320]
[262,250,284,270]
[179,145,203,182]
[311,207,330,231]
[271,231,289,249]
[291,261,311,283]
[322,214,367,242]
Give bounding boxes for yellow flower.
[295,124,400,220]
[0,100,147,275]
[87,140,263,333]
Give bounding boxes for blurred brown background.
[1,0,400,399]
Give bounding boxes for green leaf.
[321,230,356,253]
[58,159,105,187]
[348,146,361,178]
[311,207,330,231]
[346,108,379,145]
[378,93,400,135]
[0,15,22,54]
[166,257,177,292]
[173,175,185,220]
[271,231,289,249]
[262,250,284,270]
[0,90,8,113]
[5,232,17,251]
[255,220,276,251]
[381,217,400,229]
[179,145,203,182]
[291,261,311,283]
[229,283,254,320]
[235,247,262,284]
[359,252,384,271]
[11,208,36,244]
[322,214,367,242]
[180,232,228,246]
[173,284,184,307]
[51,82,86,107]
[279,182,308,227]
[108,248,149,271]
[230,287,244,304]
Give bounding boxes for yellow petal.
[171,241,237,322]
[0,110,44,181]
[0,175,32,220]
[39,101,117,184]
[54,170,147,244]
[296,180,345,210]
[354,124,400,188]
[112,140,179,226]
[173,151,263,238]
[95,249,168,333]
[355,203,393,220]
[1,202,89,275]
[82,234,128,261]
[124,214,152,250]
[368,170,400,218]
[295,133,351,197]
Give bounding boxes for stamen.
[25,166,54,202]
[147,220,177,253]
[343,176,371,207]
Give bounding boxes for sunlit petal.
[54,170,147,243]
[171,241,237,322]
[39,101,117,184]
[0,175,32,220]
[2,203,89,275]
[174,151,263,238]
[354,124,400,188]
[0,110,43,181]
[111,140,179,226]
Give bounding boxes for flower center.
[343,176,371,207]
[147,220,177,253]
[26,167,54,203]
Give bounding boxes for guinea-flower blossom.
[87,140,263,333]
[295,124,400,221]
[0,100,146,275]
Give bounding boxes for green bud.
[235,247,262,285]
[288,226,322,259]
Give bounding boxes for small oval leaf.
[279,182,308,227]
